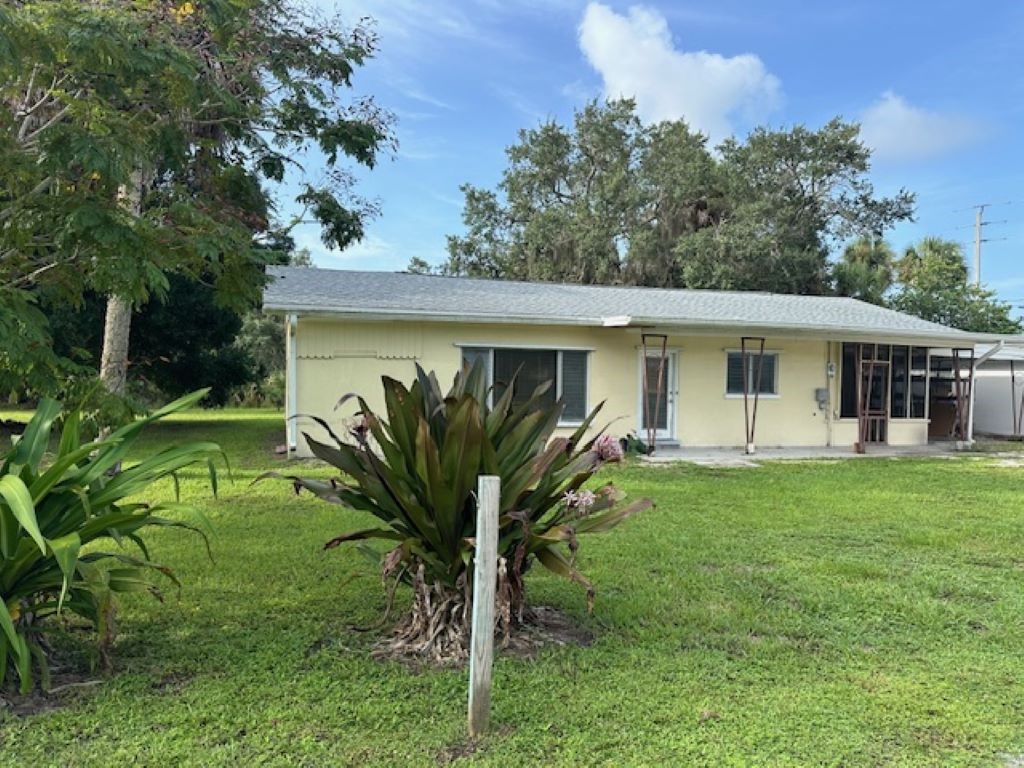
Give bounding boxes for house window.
[461,347,589,424]
[726,351,778,396]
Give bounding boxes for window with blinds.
[726,351,778,395]
[460,347,589,424]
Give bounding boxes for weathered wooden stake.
[468,475,499,738]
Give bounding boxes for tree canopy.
[889,238,1021,334]
[438,100,914,295]
[0,0,392,393]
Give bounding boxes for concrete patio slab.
[641,443,961,467]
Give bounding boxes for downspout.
[286,313,299,455]
[968,340,1005,444]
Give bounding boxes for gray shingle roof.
[263,266,985,344]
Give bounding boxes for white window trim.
[454,342,595,351]
[724,349,781,398]
[459,345,589,427]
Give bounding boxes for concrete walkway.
[641,443,961,468]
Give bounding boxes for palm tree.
[834,236,895,305]
[895,237,968,285]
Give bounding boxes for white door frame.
[637,347,679,440]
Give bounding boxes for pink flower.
[563,488,597,516]
[595,434,624,463]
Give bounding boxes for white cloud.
[577,2,781,142]
[859,91,983,163]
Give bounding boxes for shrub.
[230,370,285,408]
[0,391,221,693]
[270,363,651,662]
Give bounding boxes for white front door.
[639,349,677,440]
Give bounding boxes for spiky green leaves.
[0,389,221,694]
[276,361,652,616]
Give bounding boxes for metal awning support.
[640,332,668,455]
[286,313,299,455]
[741,336,766,454]
[1011,360,1023,438]
[953,347,976,446]
[968,340,1004,444]
[1017,364,1024,438]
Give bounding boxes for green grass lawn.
[2,409,1024,767]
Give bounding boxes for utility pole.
[962,202,1010,286]
[973,205,984,286]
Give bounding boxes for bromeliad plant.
[0,390,221,694]
[273,362,651,662]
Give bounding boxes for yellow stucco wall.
[288,318,931,456]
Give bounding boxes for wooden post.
[468,475,499,737]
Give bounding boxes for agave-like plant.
[272,362,651,662]
[0,390,221,694]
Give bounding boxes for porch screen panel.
[643,356,668,430]
[494,349,557,409]
[890,346,909,418]
[560,351,588,423]
[910,347,928,418]
[840,343,857,417]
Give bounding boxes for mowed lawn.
[2,409,1024,767]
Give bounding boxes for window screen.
[726,352,777,395]
[461,347,490,375]
[470,347,588,423]
[494,349,558,409]
[559,351,588,422]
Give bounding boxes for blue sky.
[290,1,1024,306]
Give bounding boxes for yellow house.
[264,267,990,457]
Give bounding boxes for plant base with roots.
[375,559,539,665]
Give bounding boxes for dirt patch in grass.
[434,724,516,766]
[435,737,481,765]
[1,672,103,717]
[347,605,596,672]
[502,605,595,658]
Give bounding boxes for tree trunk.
[99,170,147,397]
[99,295,132,395]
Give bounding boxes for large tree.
[889,238,1021,334]
[443,100,719,286]
[0,0,391,396]
[679,119,913,294]
[439,102,913,294]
